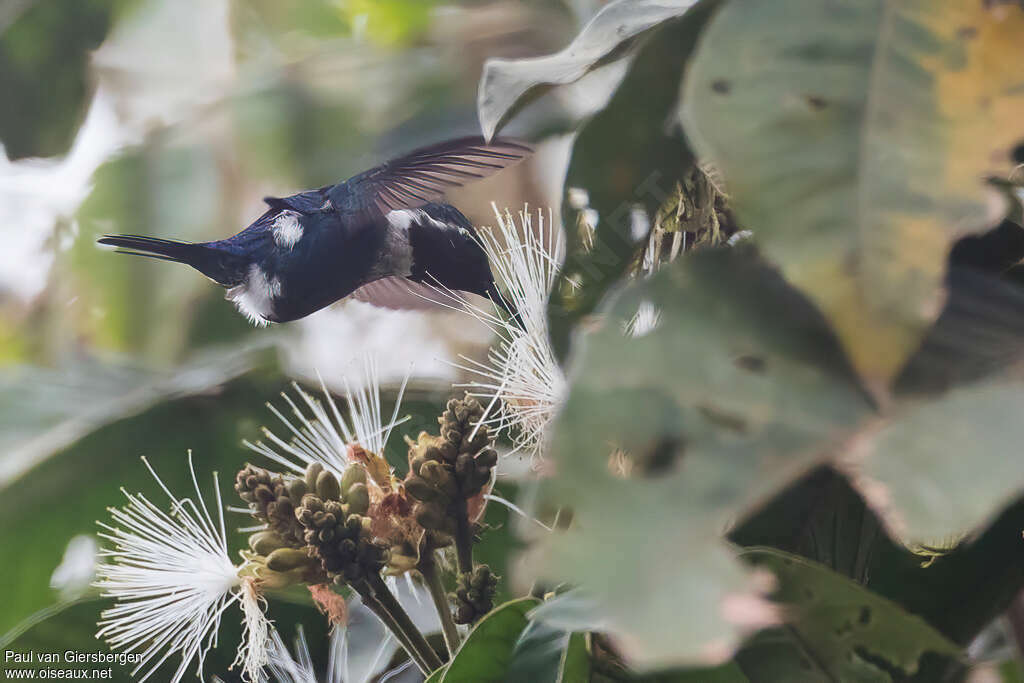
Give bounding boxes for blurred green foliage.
[0,0,137,159]
[10,0,1024,680]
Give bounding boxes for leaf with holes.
[528,249,872,670]
[681,0,1024,392]
[740,548,960,680]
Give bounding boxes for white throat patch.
[272,210,304,249]
[226,264,281,326]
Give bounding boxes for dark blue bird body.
[98,137,529,325]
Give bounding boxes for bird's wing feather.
[333,137,531,215]
[262,190,328,213]
[350,276,474,311]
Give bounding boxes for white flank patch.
[227,264,281,326]
[379,209,428,277]
[272,210,304,248]
[383,208,420,231]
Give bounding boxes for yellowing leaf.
[681,0,1024,391]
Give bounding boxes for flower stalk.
[453,496,474,576]
[358,573,444,673]
[419,550,462,657]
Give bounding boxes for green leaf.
[681,0,1024,390]
[477,0,699,141]
[0,345,268,487]
[548,6,716,358]
[505,615,592,683]
[441,598,540,682]
[844,380,1024,542]
[505,619,572,683]
[0,371,280,636]
[740,548,960,681]
[531,249,872,670]
[560,632,592,683]
[635,662,750,682]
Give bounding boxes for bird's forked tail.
[96,235,244,286]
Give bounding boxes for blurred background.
[0,0,595,679]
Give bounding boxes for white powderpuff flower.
[262,627,321,683]
[253,578,438,683]
[95,453,271,683]
[430,205,567,461]
[625,300,662,338]
[244,356,410,479]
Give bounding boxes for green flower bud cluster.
[404,396,498,535]
[295,463,386,585]
[234,464,306,547]
[240,536,323,589]
[452,564,498,624]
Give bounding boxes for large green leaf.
[477,0,698,141]
[559,632,592,683]
[441,598,540,682]
[0,372,280,637]
[844,380,1024,542]
[505,616,591,683]
[731,465,1024,680]
[530,249,872,670]
[0,345,267,487]
[548,6,716,359]
[681,0,1024,391]
[738,548,960,681]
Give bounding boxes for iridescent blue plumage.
[97,137,529,325]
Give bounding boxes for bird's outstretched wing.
[331,136,531,215]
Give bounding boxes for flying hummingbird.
[97,137,530,325]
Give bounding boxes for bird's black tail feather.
[96,235,243,286]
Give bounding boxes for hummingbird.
[97,137,530,325]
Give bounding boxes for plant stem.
[353,581,430,674]
[419,552,461,657]
[453,497,474,575]
[366,573,445,674]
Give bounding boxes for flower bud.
[266,547,313,572]
[476,448,498,468]
[316,470,342,501]
[346,483,370,516]
[414,503,446,530]
[305,462,324,491]
[404,476,439,503]
[248,530,287,556]
[341,464,367,492]
[258,566,306,590]
[287,478,309,502]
